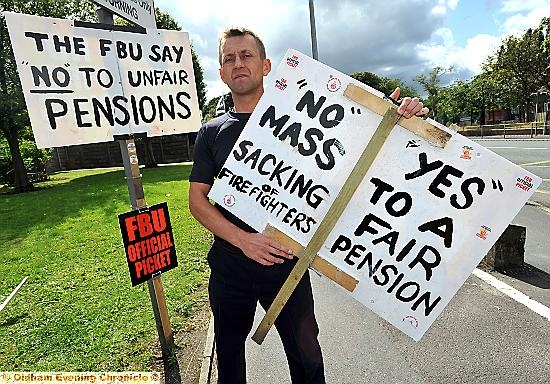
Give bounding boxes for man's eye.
[224,57,235,63]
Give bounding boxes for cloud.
[416,29,501,78]
[416,0,549,86]
[501,5,550,35]
[432,0,459,15]
[154,0,548,101]
[500,0,548,13]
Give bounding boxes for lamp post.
[531,89,549,136]
[309,0,319,60]
[531,91,538,136]
[541,91,548,136]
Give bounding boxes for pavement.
[199,136,550,384]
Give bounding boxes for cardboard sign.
[208,49,542,341]
[90,0,157,29]
[118,202,177,286]
[5,12,201,148]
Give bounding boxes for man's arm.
[189,181,294,266]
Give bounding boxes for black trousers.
[208,259,325,384]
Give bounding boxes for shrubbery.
[0,127,53,185]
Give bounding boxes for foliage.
[0,0,97,19]
[427,17,550,126]
[0,0,97,192]
[484,17,550,120]
[437,72,504,126]
[203,95,222,121]
[0,165,211,370]
[191,47,207,113]
[351,71,418,98]
[414,66,453,122]
[0,127,53,184]
[437,80,471,125]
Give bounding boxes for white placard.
[5,12,201,148]
[91,0,156,29]
[209,49,542,341]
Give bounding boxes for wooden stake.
[148,277,174,357]
[0,277,29,312]
[263,224,358,292]
[252,107,402,344]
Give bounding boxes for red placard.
[118,202,178,286]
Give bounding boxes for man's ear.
[219,67,226,83]
[263,58,271,76]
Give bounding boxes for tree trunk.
[6,126,33,192]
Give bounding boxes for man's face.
[219,34,271,96]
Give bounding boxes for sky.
[153,0,550,101]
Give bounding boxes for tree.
[414,66,453,123]
[468,72,505,125]
[485,18,550,120]
[0,0,96,192]
[351,71,418,98]
[437,80,470,125]
[203,96,222,121]
[203,94,236,121]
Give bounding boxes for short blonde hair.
[218,27,267,66]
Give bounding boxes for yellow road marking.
[520,159,550,166]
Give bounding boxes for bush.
[0,127,53,185]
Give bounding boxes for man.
[189,28,428,384]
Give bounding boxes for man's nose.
[234,55,244,68]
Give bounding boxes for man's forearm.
[189,182,293,265]
[189,192,246,249]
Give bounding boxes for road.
[475,138,550,208]
[244,137,550,384]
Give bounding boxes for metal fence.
[458,121,549,138]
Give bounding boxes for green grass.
[0,165,212,370]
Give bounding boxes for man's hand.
[189,182,294,267]
[237,232,294,266]
[389,87,429,118]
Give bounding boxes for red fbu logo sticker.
[327,76,341,92]
[275,78,288,91]
[460,146,473,160]
[286,55,300,67]
[515,175,533,191]
[476,225,491,240]
[224,194,236,207]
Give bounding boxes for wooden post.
[96,5,175,361]
[0,277,28,312]
[252,107,402,344]
[185,134,192,162]
[252,84,451,344]
[148,276,175,357]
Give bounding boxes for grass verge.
[0,165,211,370]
